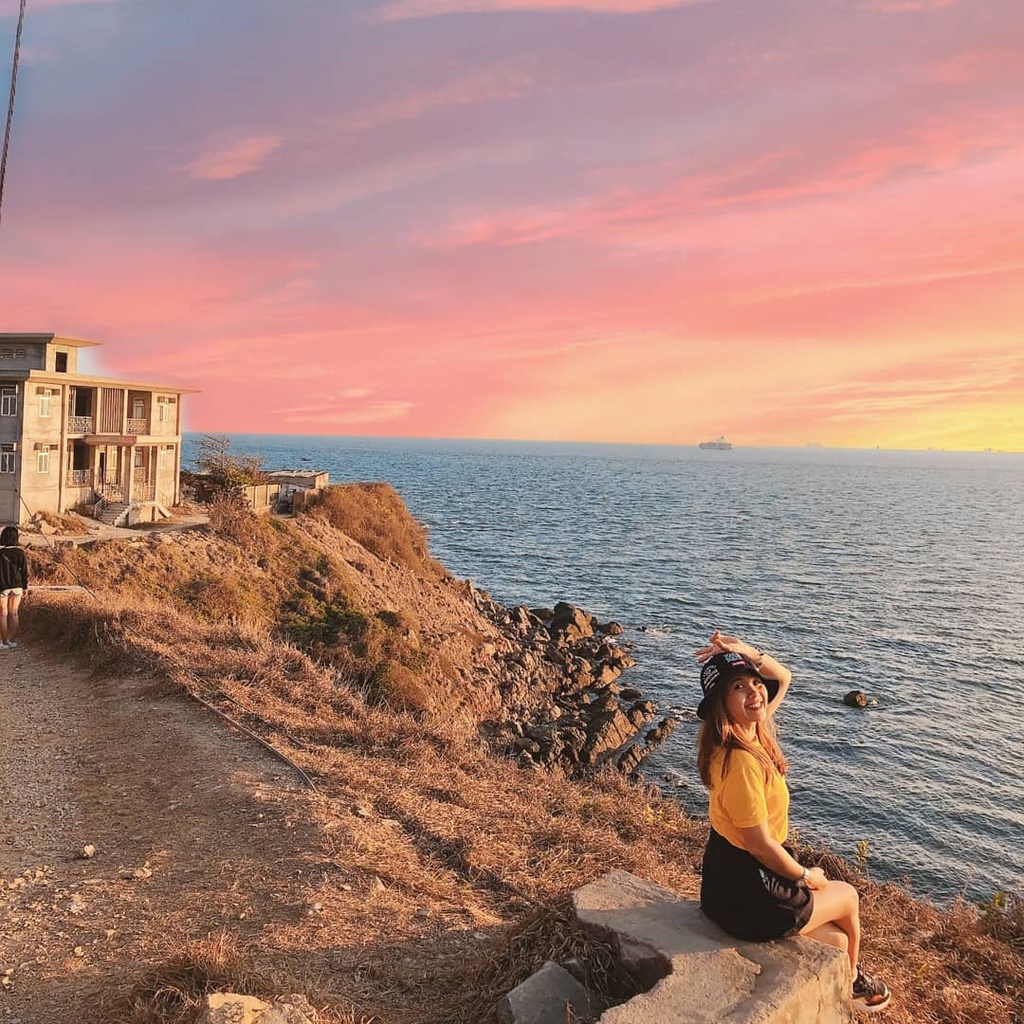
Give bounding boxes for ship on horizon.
[699,435,733,450]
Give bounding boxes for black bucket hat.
[697,651,778,720]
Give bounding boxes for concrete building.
[267,470,330,507]
[0,333,194,527]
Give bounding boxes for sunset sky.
[1,0,1021,450]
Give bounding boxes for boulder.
[572,872,853,1024]
[496,960,602,1024]
[198,993,315,1024]
[616,717,678,776]
[550,602,595,643]
[581,707,641,764]
[593,662,623,687]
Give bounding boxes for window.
[39,391,52,418]
[0,444,15,474]
[0,387,16,417]
[158,402,169,423]
[55,352,69,373]
[37,449,51,474]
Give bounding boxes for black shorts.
[700,828,814,942]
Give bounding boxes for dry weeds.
[19,493,1024,1024]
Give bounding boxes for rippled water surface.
[187,436,1024,902]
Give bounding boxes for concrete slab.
[496,959,602,1024]
[572,871,853,1024]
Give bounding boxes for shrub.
[304,483,447,578]
[364,658,434,714]
[207,491,270,550]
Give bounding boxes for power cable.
[0,0,28,231]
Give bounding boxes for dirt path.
[0,642,322,1022]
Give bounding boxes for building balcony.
[68,415,94,433]
[131,482,156,503]
[127,417,150,435]
[67,469,93,487]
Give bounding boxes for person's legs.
[5,592,20,644]
[0,594,9,645]
[799,879,860,974]
[806,921,849,955]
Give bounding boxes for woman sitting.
[695,630,891,1014]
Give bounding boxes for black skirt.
[700,828,814,942]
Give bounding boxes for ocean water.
[185,435,1024,903]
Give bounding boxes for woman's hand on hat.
[695,630,749,662]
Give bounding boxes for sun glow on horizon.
[1,0,1022,450]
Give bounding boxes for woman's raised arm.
[695,630,792,716]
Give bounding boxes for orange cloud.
[183,136,282,182]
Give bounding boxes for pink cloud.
[376,0,709,20]
[337,65,534,133]
[271,400,417,428]
[925,47,1018,85]
[182,136,282,182]
[0,0,111,12]
[859,0,955,10]
[421,106,1024,254]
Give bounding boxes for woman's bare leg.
[806,921,849,954]
[6,593,20,643]
[799,879,860,974]
[0,599,8,645]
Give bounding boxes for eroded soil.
[0,643,320,1022]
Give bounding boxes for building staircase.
[96,500,131,527]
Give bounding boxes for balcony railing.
[68,469,93,487]
[68,415,93,433]
[132,482,156,503]
[127,417,150,435]
[97,483,124,503]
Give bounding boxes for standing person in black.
[0,525,29,650]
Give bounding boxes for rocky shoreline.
[469,588,679,780]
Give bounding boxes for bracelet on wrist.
[798,866,810,884]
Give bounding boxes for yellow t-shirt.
[708,744,790,851]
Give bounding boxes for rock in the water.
[550,602,595,643]
[843,690,869,708]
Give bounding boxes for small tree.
[195,434,267,488]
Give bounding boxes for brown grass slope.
[25,484,1024,1024]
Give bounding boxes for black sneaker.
[852,967,891,1013]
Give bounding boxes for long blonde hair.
[696,674,787,788]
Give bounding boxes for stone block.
[572,871,854,1024]
[496,960,602,1024]
[198,993,315,1024]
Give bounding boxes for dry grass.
[21,507,1024,1024]
[23,508,91,534]
[306,484,448,580]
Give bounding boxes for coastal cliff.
[8,485,1022,1024]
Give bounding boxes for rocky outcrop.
[499,872,854,1024]
[469,591,676,779]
